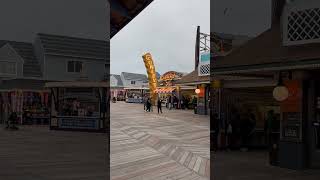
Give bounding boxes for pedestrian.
[7,112,18,130]
[226,121,233,151]
[143,96,147,111]
[168,96,172,110]
[181,96,185,109]
[157,98,162,114]
[146,98,150,112]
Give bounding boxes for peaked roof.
[121,72,148,81]
[0,41,41,78]
[212,23,320,74]
[37,33,108,61]
[111,74,123,86]
[175,70,209,85]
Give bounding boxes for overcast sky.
[211,0,271,37]
[111,0,210,75]
[111,0,272,75]
[0,0,108,42]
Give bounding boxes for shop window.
[0,61,16,75]
[67,61,83,73]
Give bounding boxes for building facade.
[211,0,320,169]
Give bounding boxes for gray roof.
[0,41,42,78]
[37,33,108,61]
[121,72,148,81]
[111,74,123,86]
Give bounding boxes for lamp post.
[273,72,289,101]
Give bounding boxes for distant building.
[110,74,125,100]
[120,72,148,88]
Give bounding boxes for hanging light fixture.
[273,72,289,101]
[195,88,201,94]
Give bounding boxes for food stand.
[45,81,108,133]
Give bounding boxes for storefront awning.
[154,87,175,94]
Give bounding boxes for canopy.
[154,87,175,94]
[45,81,108,88]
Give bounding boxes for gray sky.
[211,0,271,37]
[0,0,108,42]
[111,0,210,75]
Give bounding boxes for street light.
[273,72,289,101]
[195,88,201,94]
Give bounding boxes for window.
[0,61,16,75]
[131,81,136,85]
[67,61,83,73]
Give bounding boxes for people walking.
[157,98,162,114]
[168,96,172,110]
[146,98,151,112]
[143,96,147,111]
[6,112,19,130]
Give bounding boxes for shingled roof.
[111,74,123,87]
[37,33,108,61]
[121,72,148,81]
[0,41,42,78]
[175,70,209,85]
[212,23,320,74]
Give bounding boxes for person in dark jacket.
[157,98,163,114]
[146,98,151,112]
[7,112,19,130]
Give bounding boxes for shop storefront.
[155,71,185,108]
[211,0,320,168]
[175,70,210,115]
[45,81,108,133]
[125,87,149,103]
[0,90,50,125]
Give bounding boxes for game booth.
[45,81,108,133]
[125,87,149,103]
[0,90,50,125]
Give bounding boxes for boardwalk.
[0,126,107,180]
[213,151,320,180]
[111,102,210,180]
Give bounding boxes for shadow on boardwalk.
[212,151,320,180]
[0,126,108,180]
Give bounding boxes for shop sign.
[280,80,302,142]
[160,71,183,82]
[280,80,301,113]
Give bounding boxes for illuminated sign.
[160,71,183,82]
[200,52,210,62]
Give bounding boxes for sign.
[280,80,302,141]
[282,112,301,140]
[280,80,301,112]
[160,71,183,82]
[200,52,210,62]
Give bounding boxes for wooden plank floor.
[0,126,107,180]
[111,102,210,180]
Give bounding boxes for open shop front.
[45,81,108,133]
[217,86,280,150]
[0,90,50,125]
[125,87,149,103]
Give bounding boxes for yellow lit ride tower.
[142,53,158,106]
